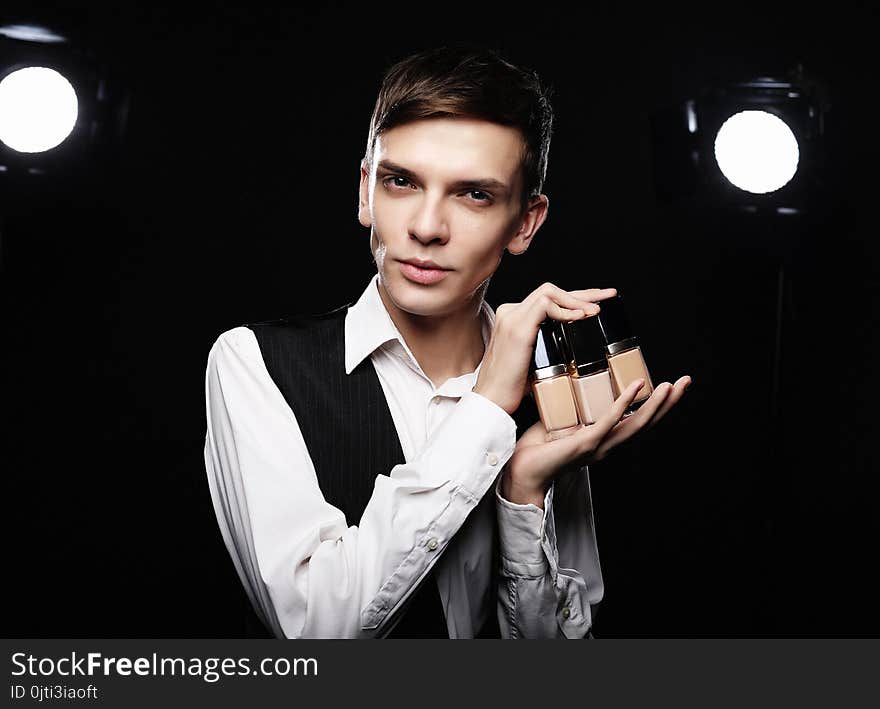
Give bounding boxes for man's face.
[358,116,548,318]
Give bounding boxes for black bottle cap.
[596,294,636,347]
[530,320,569,379]
[561,316,608,376]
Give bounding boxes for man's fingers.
[516,374,690,472]
[569,287,618,302]
[644,376,691,430]
[549,379,647,466]
[577,378,645,447]
[515,380,642,469]
[521,283,611,321]
[520,282,577,309]
[593,382,674,458]
[627,382,672,430]
[524,290,595,329]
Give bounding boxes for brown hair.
[362,43,554,213]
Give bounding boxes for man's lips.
[398,259,452,285]
[400,258,450,270]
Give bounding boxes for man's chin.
[381,274,457,318]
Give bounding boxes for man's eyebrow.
[377,160,509,192]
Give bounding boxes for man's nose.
[408,193,450,245]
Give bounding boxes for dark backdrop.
[3,3,878,637]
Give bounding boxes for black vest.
[240,303,540,638]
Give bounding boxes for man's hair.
[363,44,554,213]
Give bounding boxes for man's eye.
[385,176,412,189]
[383,177,491,204]
[467,190,491,202]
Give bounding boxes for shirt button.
[486,453,499,466]
[432,396,441,405]
[562,607,571,619]
[427,538,439,551]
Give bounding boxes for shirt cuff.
[420,389,518,500]
[495,477,557,578]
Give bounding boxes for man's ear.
[358,159,372,228]
[506,194,549,255]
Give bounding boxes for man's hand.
[501,375,692,508]
[473,282,618,415]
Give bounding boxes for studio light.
[0,19,129,181]
[713,110,799,195]
[0,66,79,153]
[650,67,833,489]
[650,67,829,214]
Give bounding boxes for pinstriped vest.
[242,302,540,638]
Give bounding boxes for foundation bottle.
[559,316,615,425]
[596,294,654,414]
[530,320,580,440]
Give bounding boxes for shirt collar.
[344,273,495,379]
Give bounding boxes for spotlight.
[713,110,799,195]
[0,66,79,153]
[0,20,129,181]
[650,66,830,214]
[650,68,834,486]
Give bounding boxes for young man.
[203,45,690,639]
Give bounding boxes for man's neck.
[376,279,486,388]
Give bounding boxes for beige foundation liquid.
[559,316,615,424]
[608,346,654,404]
[530,321,580,439]
[596,295,654,415]
[532,374,579,437]
[571,371,615,424]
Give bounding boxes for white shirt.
[203,274,604,638]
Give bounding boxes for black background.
[2,2,878,637]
